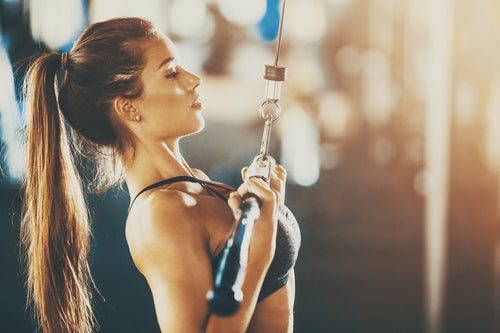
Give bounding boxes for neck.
[123,138,196,200]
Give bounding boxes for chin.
[194,121,205,134]
[184,118,205,137]
[196,114,206,131]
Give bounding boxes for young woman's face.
[135,35,204,142]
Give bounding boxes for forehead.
[142,35,178,69]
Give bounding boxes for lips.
[191,95,203,109]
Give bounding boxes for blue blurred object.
[2,0,21,5]
[58,39,78,53]
[257,0,282,41]
[58,0,88,53]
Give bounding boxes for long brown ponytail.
[21,53,95,333]
[20,17,158,333]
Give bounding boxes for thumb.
[241,167,249,180]
[227,192,242,218]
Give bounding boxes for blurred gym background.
[1,0,500,332]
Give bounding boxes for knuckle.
[271,173,282,183]
[275,164,286,172]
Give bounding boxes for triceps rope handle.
[207,2,288,316]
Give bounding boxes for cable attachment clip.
[260,65,287,121]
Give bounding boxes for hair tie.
[61,53,69,70]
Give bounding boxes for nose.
[185,69,201,91]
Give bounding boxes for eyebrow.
[157,57,175,70]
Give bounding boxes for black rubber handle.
[207,193,261,316]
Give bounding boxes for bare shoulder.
[127,188,203,236]
[125,189,215,332]
[125,189,208,275]
[191,168,211,181]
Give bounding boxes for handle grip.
[207,193,261,316]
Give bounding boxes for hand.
[226,174,281,264]
[241,164,287,204]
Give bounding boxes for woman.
[21,17,300,333]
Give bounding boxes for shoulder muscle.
[126,190,212,332]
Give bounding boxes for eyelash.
[166,70,179,79]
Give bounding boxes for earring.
[135,114,141,122]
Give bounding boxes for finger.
[227,191,242,217]
[273,164,286,175]
[269,177,285,203]
[236,177,274,201]
[271,189,280,208]
[269,174,284,193]
[237,177,267,196]
[272,189,280,201]
[272,164,287,181]
[271,164,287,183]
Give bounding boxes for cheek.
[143,89,185,111]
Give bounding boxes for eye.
[165,70,179,79]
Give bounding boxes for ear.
[114,97,139,122]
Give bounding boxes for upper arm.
[127,191,213,333]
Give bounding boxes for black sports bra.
[129,176,301,302]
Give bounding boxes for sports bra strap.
[128,176,235,213]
